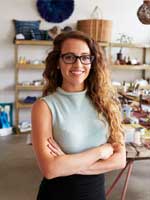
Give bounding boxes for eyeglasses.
[60,53,95,65]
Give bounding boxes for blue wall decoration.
[0,103,13,128]
[36,0,74,23]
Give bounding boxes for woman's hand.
[47,137,65,157]
[112,143,122,153]
[78,143,114,176]
[99,143,114,160]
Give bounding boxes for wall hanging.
[36,0,74,23]
[137,0,150,24]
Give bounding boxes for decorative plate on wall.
[36,0,74,23]
[137,0,150,24]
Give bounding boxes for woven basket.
[77,19,112,42]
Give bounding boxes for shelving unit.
[109,42,150,78]
[14,40,150,133]
[14,40,52,133]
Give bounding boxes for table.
[106,143,150,200]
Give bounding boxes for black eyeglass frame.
[60,53,95,65]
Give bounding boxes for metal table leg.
[106,161,130,198]
[106,159,134,200]
[121,160,134,200]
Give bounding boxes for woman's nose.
[73,58,83,67]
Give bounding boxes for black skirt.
[37,174,106,200]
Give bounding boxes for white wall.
[0,0,150,123]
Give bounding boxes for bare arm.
[47,135,126,175]
[31,100,113,179]
[77,144,126,175]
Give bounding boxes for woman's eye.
[65,55,74,60]
[82,55,90,60]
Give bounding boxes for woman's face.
[59,38,92,92]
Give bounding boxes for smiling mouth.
[70,70,85,75]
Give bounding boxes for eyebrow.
[62,52,91,55]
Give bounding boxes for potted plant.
[116,33,133,64]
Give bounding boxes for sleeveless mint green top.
[42,87,110,154]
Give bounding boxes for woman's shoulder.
[32,92,57,114]
[32,98,53,121]
[41,91,58,101]
[32,98,50,112]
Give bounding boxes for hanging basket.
[77,19,112,42]
[77,6,112,42]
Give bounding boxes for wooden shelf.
[19,130,31,134]
[16,63,45,69]
[15,40,150,48]
[16,84,43,91]
[110,42,150,48]
[99,42,109,47]
[139,85,150,90]
[112,64,150,70]
[16,102,33,109]
[15,40,53,46]
[15,40,109,47]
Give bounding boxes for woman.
[32,31,126,200]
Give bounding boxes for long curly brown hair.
[43,31,124,145]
